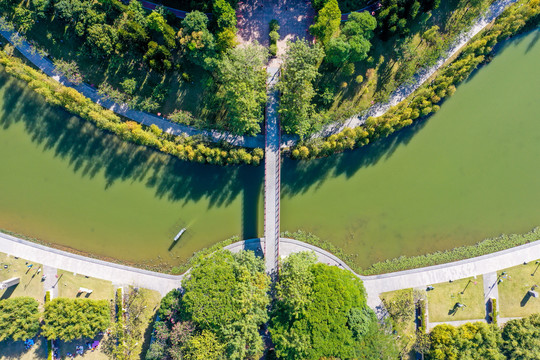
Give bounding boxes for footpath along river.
[0,31,538,270]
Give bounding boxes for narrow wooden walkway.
[264,66,281,277]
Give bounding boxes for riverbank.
[288,0,539,158]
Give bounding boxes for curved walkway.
[3,231,540,310]
[0,232,182,296]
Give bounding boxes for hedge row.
[289,0,540,159]
[490,298,498,325]
[0,51,264,166]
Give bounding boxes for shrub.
[0,297,40,341]
[269,44,277,56]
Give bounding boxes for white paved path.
[0,233,181,296]
[264,66,281,277]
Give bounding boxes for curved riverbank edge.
[0,0,518,151]
[4,231,540,309]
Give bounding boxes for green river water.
[0,31,538,270]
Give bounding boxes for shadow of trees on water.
[281,116,429,197]
[0,73,263,212]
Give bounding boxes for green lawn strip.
[56,270,115,301]
[497,261,540,318]
[0,253,44,304]
[427,276,485,322]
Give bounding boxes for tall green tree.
[428,322,503,360]
[310,0,342,46]
[182,250,270,360]
[278,40,325,137]
[270,252,395,359]
[179,11,216,69]
[216,42,267,135]
[0,297,40,341]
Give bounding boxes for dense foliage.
[146,250,270,360]
[278,40,325,138]
[269,252,398,359]
[215,42,267,135]
[42,298,110,341]
[290,0,540,158]
[428,322,502,360]
[0,297,40,341]
[501,314,540,359]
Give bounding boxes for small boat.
[174,228,186,241]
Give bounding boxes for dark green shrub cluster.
[42,298,110,341]
[289,0,540,160]
[269,19,279,56]
[0,52,264,166]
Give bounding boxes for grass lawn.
[56,270,115,301]
[0,253,44,304]
[497,261,540,318]
[380,288,418,359]
[427,276,485,322]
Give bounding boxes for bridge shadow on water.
[0,74,264,214]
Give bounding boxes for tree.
[182,250,270,359]
[270,253,394,359]
[428,322,503,360]
[278,40,325,137]
[325,11,375,67]
[86,24,117,57]
[501,314,540,359]
[0,297,40,341]
[42,298,110,341]
[147,11,176,49]
[310,0,341,46]
[179,11,216,69]
[342,11,377,38]
[216,42,267,135]
[183,330,226,360]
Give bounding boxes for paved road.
[0,233,181,296]
[0,28,263,148]
[264,66,281,277]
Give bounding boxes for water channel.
[0,31,538,271]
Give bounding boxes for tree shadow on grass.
[0,338,48,359]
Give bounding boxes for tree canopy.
[310,0,342,47]
[42,298,110,341]
[501,314,540,360]
[0,297,40,341]
[146,250,270,360]
[278,40,325,137]
[216,42,268,135]
[428,322,503,360]
[270,252,398,359]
